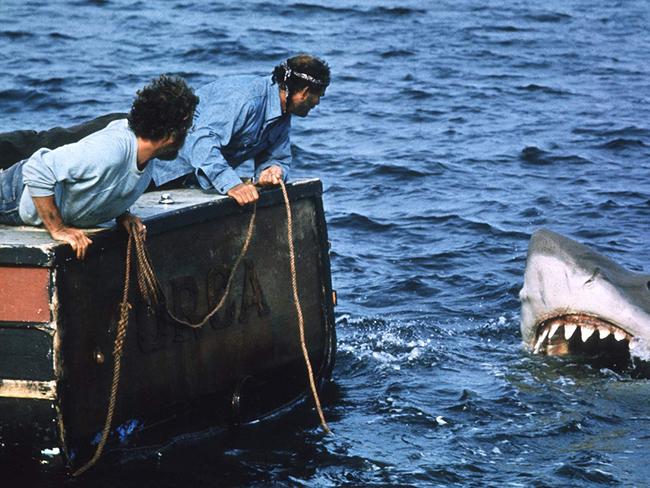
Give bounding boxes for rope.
[136,205,256,328]
[133,232,160,306]
[280,181,330,434]
[73,183,331,475]
[73,234,134,477]
[74,207,256,476]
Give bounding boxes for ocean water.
[2,0,650,486]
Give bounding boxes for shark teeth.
[534,328,549,353]
[598,327,611,339]
[580,326,595,342]
[532,316,632,355]
[549,322,560,339]
[614,330,626,341]
[564,324,577,340]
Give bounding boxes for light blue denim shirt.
[152,75,291,194]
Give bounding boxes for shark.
[519,229,650,372]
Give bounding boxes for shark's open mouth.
[533,313,632,368]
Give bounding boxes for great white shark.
[520,229,650,371]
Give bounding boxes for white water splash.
[629,337,650,362]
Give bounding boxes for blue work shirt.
[152,75,291,194]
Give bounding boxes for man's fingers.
[77,235,87,260]
[236,192,249,206]
[67,239,79,258]
[72,237,84,260]
[52,227,92,260]
[241,186,259,205]
[81,237,92,260]
[74,233,92,260]
[228,183,259,206]
[258,169,282,186]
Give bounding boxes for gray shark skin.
[520,229,650,369]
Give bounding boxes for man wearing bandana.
[151,54,331,206]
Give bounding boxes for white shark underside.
[520,229,650,367]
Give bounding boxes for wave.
[329,213,398,233]
[24,77,67,89]
[0,88,68,112]
[524,12,572,23]
[366,164,430,179]
[399,88,433,100]
[573,125,650,138]
[181,47,286,64]
[284,2,363,15]
[372,7,426,16]
[246,27,301,38]
[595,189,649,201]
[380,50,416,59]
[482,25,529,33]
[48,32,77,40]
[68,0,111,5]
[520,146,551,164]
[383,213,532,242]
[384,276,435,296]
[250,2,423,19]
[519,146,590,165]
[186,28,230,40]
[554,453,619,484]
[517,84,571,96]
[284,5,426,16]
[598,138,648,150]
[0,30,34,39]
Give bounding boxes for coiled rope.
[73,182,329,476]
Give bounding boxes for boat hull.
[0,180,335,468]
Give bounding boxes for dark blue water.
[2,0,650,486]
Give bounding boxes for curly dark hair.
[128,75,199,141]
[272,54,330,97]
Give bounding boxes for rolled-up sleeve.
[184,93,262,194]
[185,125,242,193]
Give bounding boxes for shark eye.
[647,281,650,291]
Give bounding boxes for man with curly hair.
[0,75,198,260]
[152,54,330,206]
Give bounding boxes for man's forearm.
[196,163,242,194]
[31,195,66,234]
[30,194,93,259]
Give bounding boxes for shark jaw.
[520,229,650,375]
[532,313,632,370]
